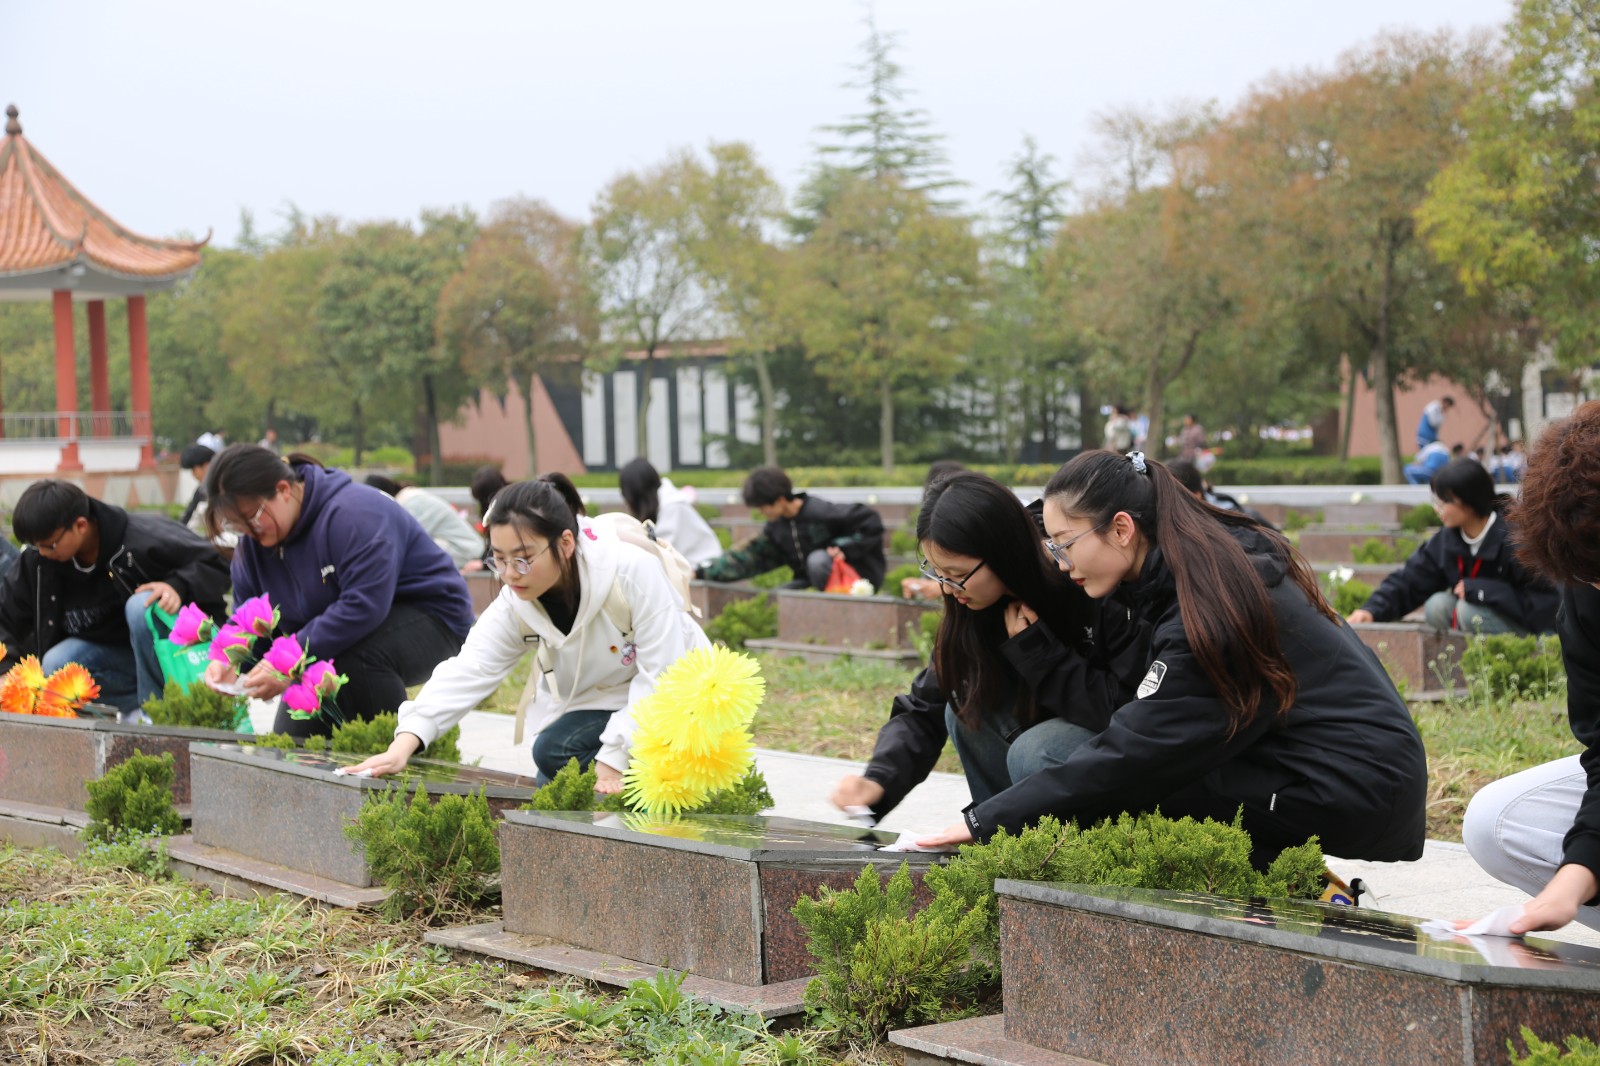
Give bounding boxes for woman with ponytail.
[349,479,709,791]
[832,472,1149,823]
[917,451,1427,864]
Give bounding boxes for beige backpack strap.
[511,611,556,746]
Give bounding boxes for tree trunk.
[1339,354,1358,463]
[1373,242,1404,484]
[879,376,895,474]
[753,348,778,466]
[635,350,655,465]
[520,375,539,476]
[1144,354,1166,460]
[424,374,442,486]
[352,400,365,468]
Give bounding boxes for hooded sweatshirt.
[651,478,722,569]
[396,515,710,772]
[229,464,475,661]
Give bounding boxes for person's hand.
[461,559,485,573]
[916,821,974,849]
[595,762,624,794]
[137,581,181,614]
[347,734,421,777]
[831,775,885,811]
[1004,601,1038,638]
[203,661,238,687]
[827,545,844,560]
[241,660,291,700]
[1453,580,1466,598]
[1347,609,1374,625]
[1512,865,1599,934]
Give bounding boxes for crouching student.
[831,473,1149,821]
[1347,458,1556,636]
[917,451,1428,865]
[349,479,710,792]
[1460,401,1600,934]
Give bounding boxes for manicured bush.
[329,713,461,763]
[1352,536,1419,565]
[750,565,794,590]
[1400,503,1443,533]
[82,751,184,843]
[523,757,772,815]
[142,680,246,731]
[344,783,500,922]
[704,594,777,651]
[883,562,922,597]
[1510,1028,1600,1065]
[1322,575,1374,617]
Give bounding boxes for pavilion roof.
[0,105,207,287]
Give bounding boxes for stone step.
[1297,528,1424,564]
[1350,622,1466,690]
[891,1014,1103,1066]
[1323,501,1414,526]
[772,588,938,650]
[745,638,923,667]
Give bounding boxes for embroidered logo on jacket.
[1137,660,1167,699]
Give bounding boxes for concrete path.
[275,702,1598,951]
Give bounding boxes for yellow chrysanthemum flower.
[622,756,708,817]
[675,729,755,796]
[650,647,765,737]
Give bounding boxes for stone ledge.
[744,638,921,665]
[165,834,391,909]
[891,1015,1104,1066]
[424,921,811,1021]
[0,799,91,855]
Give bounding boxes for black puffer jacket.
[698,493,887,589]
[0,500,231,669]
[861,595,1151,818]
[965,526,1428,863]
[1360,513,1557,632]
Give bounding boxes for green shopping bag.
[145,605,253,733]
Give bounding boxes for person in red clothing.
[1461,401,1600,934]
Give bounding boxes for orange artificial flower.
[44,663,100,712]
[0,671,36,715]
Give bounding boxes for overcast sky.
[8,0,1515,248]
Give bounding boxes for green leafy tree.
[791,172,981,472]
[437,198,596,474]
[1419,1,1600,376]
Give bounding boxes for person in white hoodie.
[348,478,710,791]
[618,458,722,569]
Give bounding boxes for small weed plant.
[1458,633,1566,703]
[344,784,500,923]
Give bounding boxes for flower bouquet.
[168,594,349,723]
[0,644,102,717]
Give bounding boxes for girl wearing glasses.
[350,478,709,792]
[1346,458,1557,635]
[831,472,1149,824]
[202,446,477,737]
[916,451,1428,863]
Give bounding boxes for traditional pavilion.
[0,103,207,473]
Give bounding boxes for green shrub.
[913,608,942,660]
[750,565,794,590]
[76,829,170,878]
[82,751,184,843]
[704,593,777,651]
[1400,504,1443,533]
[1461,633,1566,702]
[793,863,987,1041]
[883,562,921,596]
[251,732,298,751]
[922,812,1327,972]
[523,757,772,815]
[1208,456,1383,485]
[142,680,246,731]
[1321,575,1374,617]
[1510,1028,1600,1065]
[889,528,918,556]
[344,783,500,922]
[329,713,461,763]
[1281,508,1320,533]
[1351,536,1419,565]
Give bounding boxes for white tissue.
[880,832,958,853]
[1419,903,1526,940]
[332,767,374,778]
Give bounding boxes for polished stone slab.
[1351,622,1467,690]
[994,881,1600,1066]
[188,743,538,892]
[499,810,940,987]
[165,834,391,908]
[424,921,812,1021]
[772,588,938,650]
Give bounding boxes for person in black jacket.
[1461,402,1600,935]
[917,451,1428,865]
[0,480,231,719]
[1347,458,1557,635]
[831,473,1150,820]
[696,466,887,591]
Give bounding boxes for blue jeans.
[1422,590,1518,635]
[43,593,158,720]
[943,703,1096,806]
[532,709,613,784]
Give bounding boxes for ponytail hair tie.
[1128,451,1148,475]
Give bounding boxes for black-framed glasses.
[917,557,986,593]
[34,528,70,553]
[1044,523,1106,569]
[486,541,553,577]
[222,498,272,536]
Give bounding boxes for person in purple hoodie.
[199,445,475,738]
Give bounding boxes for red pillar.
[51,290,82,472]
[87,300,110,437]
[127,295,155,470]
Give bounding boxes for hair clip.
[1128,451,1148,474]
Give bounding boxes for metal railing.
[0,411,151,441]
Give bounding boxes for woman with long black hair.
[916,452,1428,863]
[832,471,1148,821]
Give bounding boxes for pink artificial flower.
[302,659,346,697]
[168,603,214,647]
[261,634,305,679]
[231,594,279,639]
[208,623,254,666]
[282,681,321,719]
